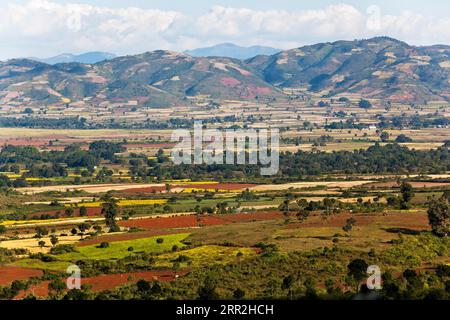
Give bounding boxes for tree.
[400,182,414,208]
[0,174,11,188]
[282,275,295,299]
[35,227,48,238]
[197,276,219,300]
[359,99,372,109]
[395,134,413,143]
[79,207,87,217]
[101,194,120,232]
[0,225,6,235]
[136,280,151,293]
[98,242,110,248]
[427,196,450,237]
[13,178,28,188]
[347,259,368,291]
[48,279,66,296]
[50,235,59,247]
[38,240,46,250]
[150,282,162,295]
[343,218,356,233]
[65,207,74,217]
[78,223,91,233]
[380,131,390,142]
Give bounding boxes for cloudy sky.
[0,0,449,60]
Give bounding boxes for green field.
[55,233,189,261]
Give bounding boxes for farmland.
[0,95,449,301]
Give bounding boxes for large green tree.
[101,194,120,232]
[428,196,450,237]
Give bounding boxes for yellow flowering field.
[69,199,168,208]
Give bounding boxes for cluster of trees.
[125,144,449,182]
[0,117,198,130]
[428,191,450,237]
[0,141,124,180]
[0,117,87,129]
[378,115,450,129]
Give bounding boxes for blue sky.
[0,0,449,59]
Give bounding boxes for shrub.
[50,244,77,255]
[98,242,110,249]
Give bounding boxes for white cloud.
[0,1,449,60]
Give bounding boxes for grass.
[53,233,190,261]
[12,259,73,272]
[154,245,256,268]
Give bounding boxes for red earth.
[31,207,102,219]
[119,211,283,230]
[0,266,43,286]
[368,181,450,188]
[284,211,430,231]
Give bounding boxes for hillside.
[247,37,450,102]
[0,37,449,109]
[0,51,281,108]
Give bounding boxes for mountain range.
[1,37,449,108]
[185,43,280,60]
[30,52,117,65]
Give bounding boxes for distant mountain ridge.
[1,37,449,109]
[30,52,117,65]
[185,43,281,60]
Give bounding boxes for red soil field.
[368,181,450,188]
[0,266,43,286]
[119,211,283,230]
[0,138,51,147]
[32,207,102,218]
[14,270,186,299]
[285,211,430,231]
[119,214,226,230]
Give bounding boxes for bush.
[359,99,372,109]
[98,242,110,249]
[50,244,77,255]
[395,134,413,143]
